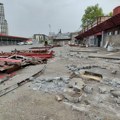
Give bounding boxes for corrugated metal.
[0,34,28,40]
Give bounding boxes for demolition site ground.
[0,45,120,120]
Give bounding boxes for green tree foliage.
[108,12,113,16]
[81,4,104,28]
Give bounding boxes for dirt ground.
[0,45,120,120]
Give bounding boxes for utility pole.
[49,24,51,35]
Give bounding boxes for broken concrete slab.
[111,90,120,97]
[83,85,93,94]
[63,102,90,112]
[68,78,85,91]
[32,76,70,93]
[63,93,80,103]
[63,87,82,103]
[103,78,120,88]
[111,70,117,75]
[99,86,107,94]
[64,88,78,95]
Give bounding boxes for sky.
[0,0,120,37]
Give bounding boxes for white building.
[0,3,8,35]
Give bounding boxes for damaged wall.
[104,34,120,47]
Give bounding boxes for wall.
[33,34,49,43]
[103,34,120,47]
[70,32,79,44]
[85,36,99,47]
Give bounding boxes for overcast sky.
[1,0,120,37]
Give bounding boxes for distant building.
[0,34,29,45]
[0,3,30,46]
[33,34,49,43]
[53,30,71,46]
[0,3,8,35]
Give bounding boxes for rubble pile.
[32,77,70,93]
[31,46,120,120]
[1,45,120,120]
[0,48,54,83]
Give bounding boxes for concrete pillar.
[101,31,104,47]
[1,37,3,45]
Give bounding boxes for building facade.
[0,3,8,35]
[76,6,120,48]
[33,34,49,43]
[53,32,71,46]
[0,34,29,46]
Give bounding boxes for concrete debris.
[69,78,85,91]
[111,70,117,74]
[55,94,64,102]
[83,85,93,94]
[110,90,120,97]
[99,86,107,94]
[0,47,120,120]
[67,84,73,88]
[0,65,46,97]
[88,114,104,120]
[64,102,90,112]
[63,93,80,103]
[32,76,70,93]
[107,45,118,52]
[103,78,120,88]
[66,65,106,73]
[63,88,76,94]
[114,97,120,105]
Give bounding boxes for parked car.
[17,42,25,45]
[24,41,33,45]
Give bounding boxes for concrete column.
[101,31,104,47]
[1,37,3,45]
[0,37,1,45]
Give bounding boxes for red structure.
[0,34,29,45]
[76,7,120,40]
[113,6,120,16]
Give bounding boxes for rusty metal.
[0,50,54,59]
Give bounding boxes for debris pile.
[0,47,54,83]
[1,45,120,120]
[31,61,120,119]
[32,77,70,93]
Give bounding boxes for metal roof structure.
[76,13,120,39]
[53,33,71,40]
[0,34,29,40]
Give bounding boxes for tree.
[108,12,113,17]
[81,4,104,28]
